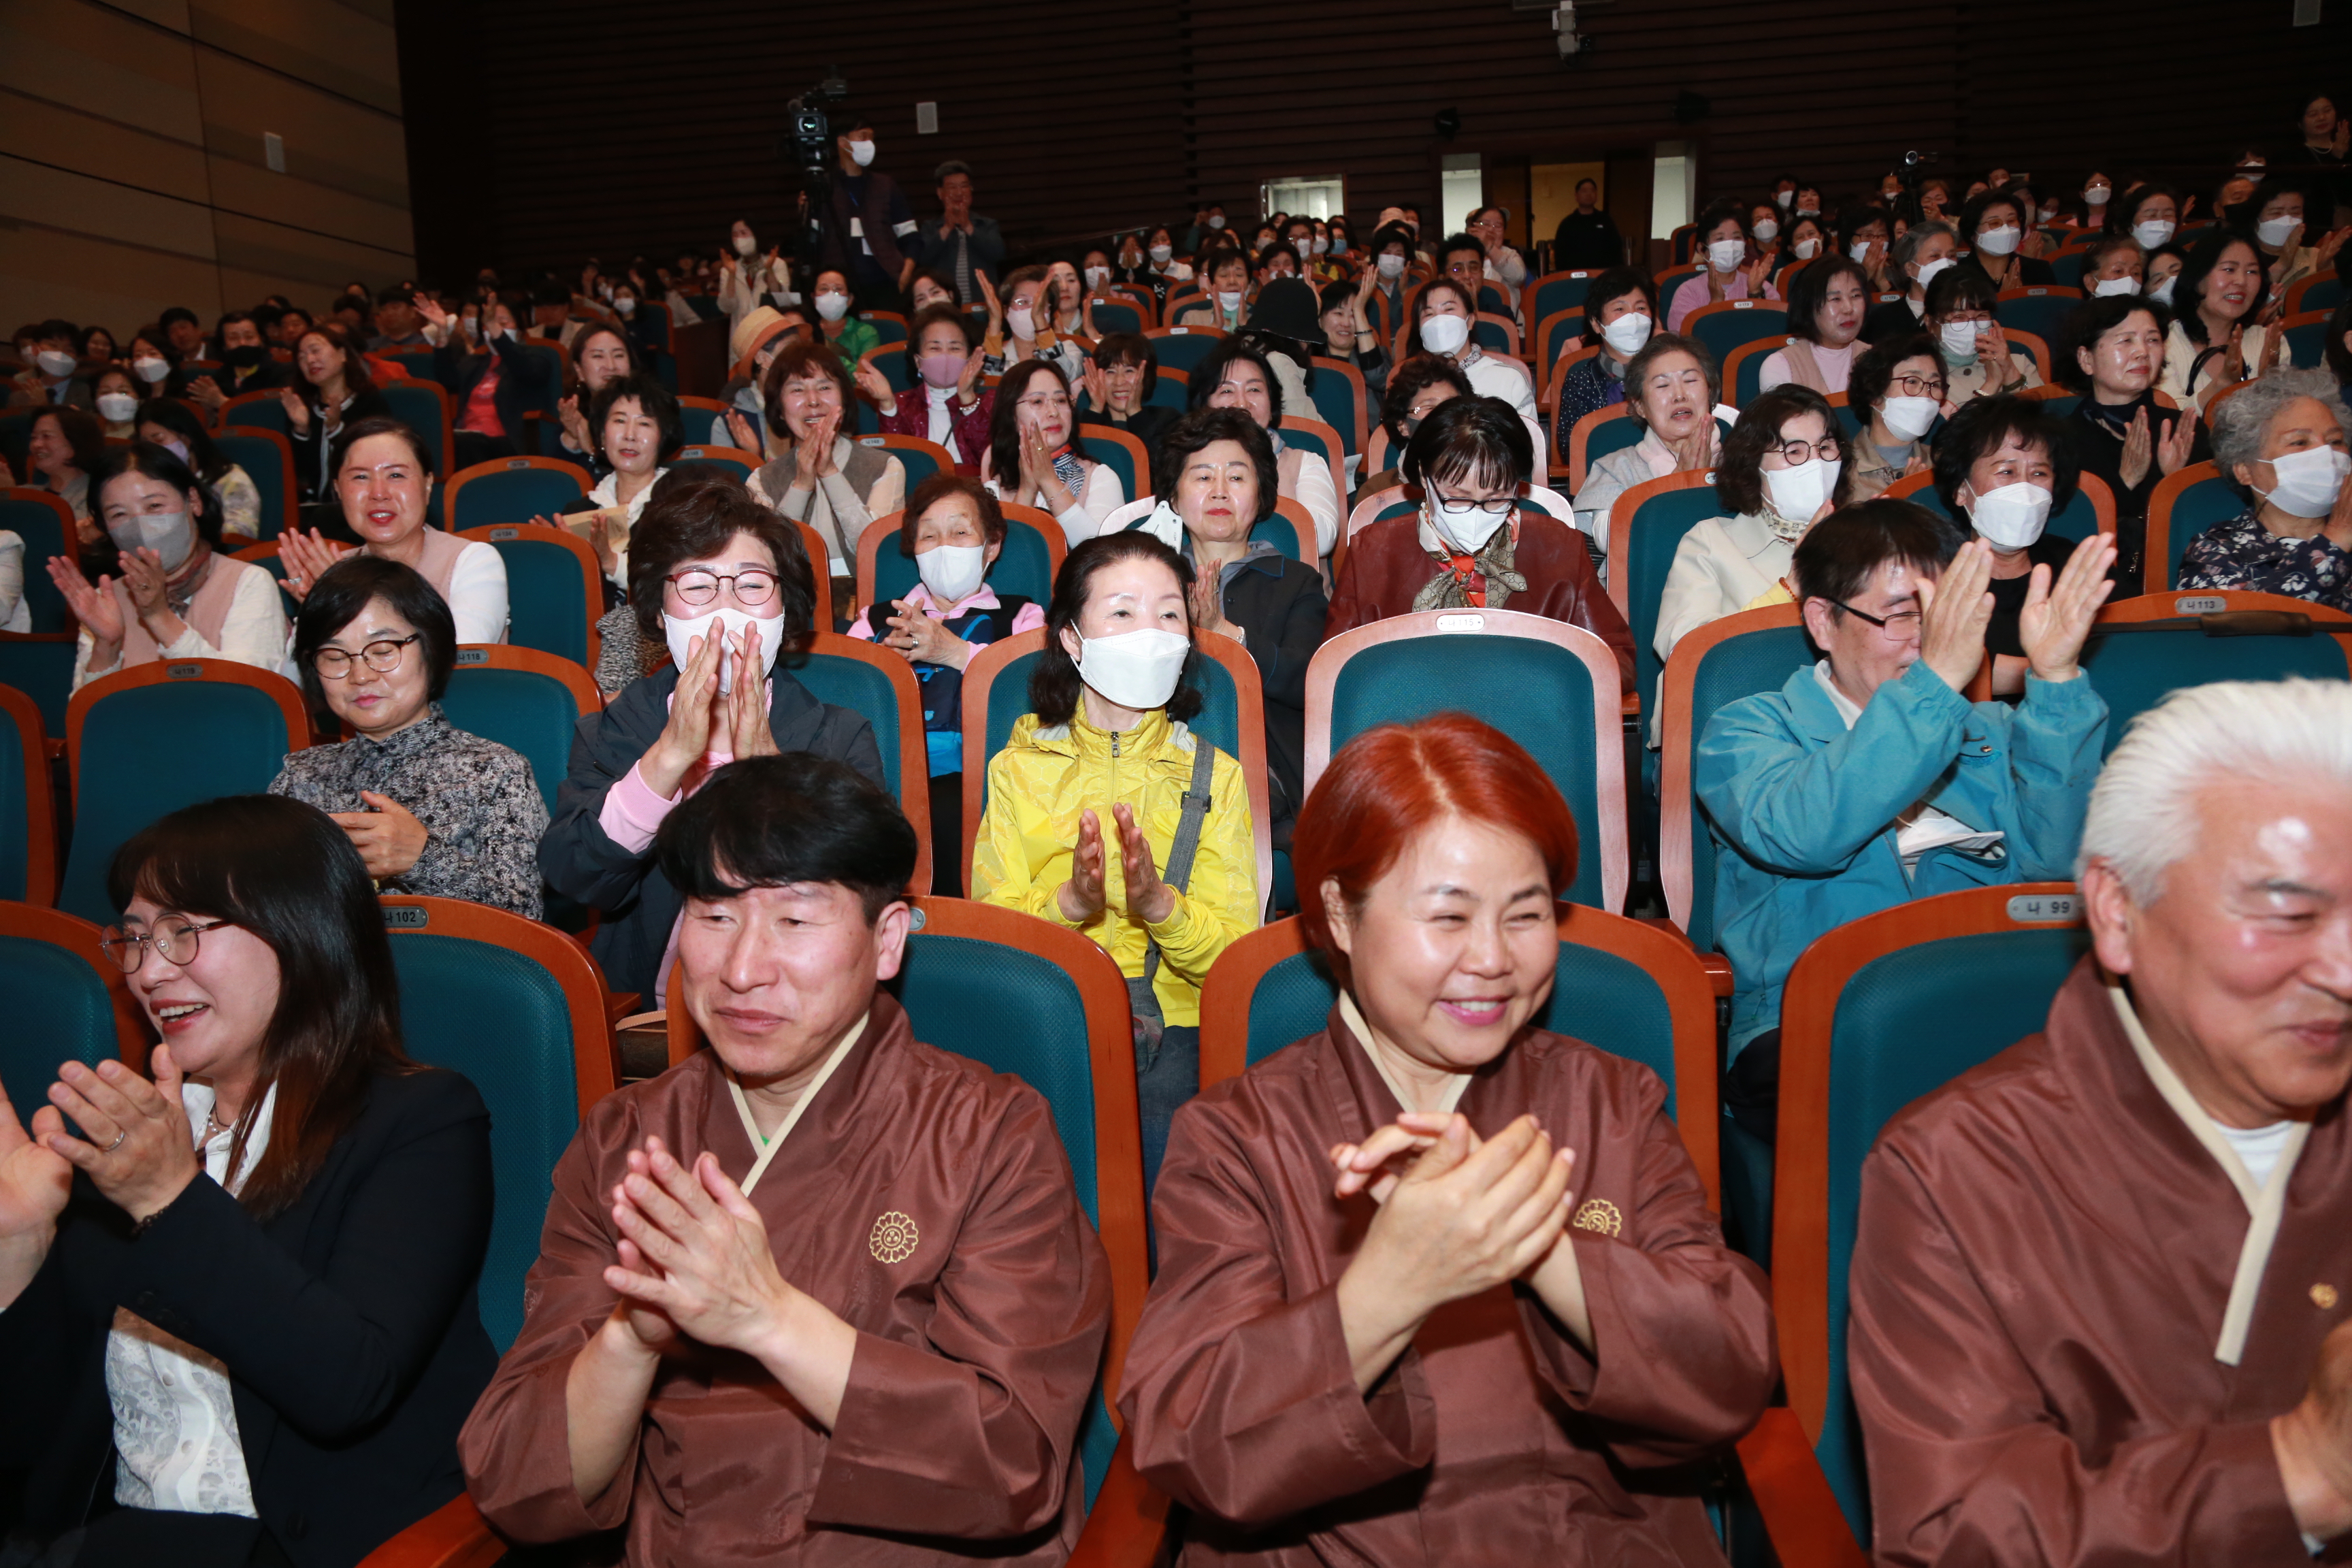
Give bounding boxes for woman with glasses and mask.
[1326,397,1634,694]
[1847,333,1947,501]
[1953,189,2055,293]
[272,556,545,916]
[0,792,497,1568]
[1925,267,2040,408]
[541,481,885,1006]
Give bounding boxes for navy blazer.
[0,1066,496,1568]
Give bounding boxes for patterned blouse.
[2176,507,2352,612]
[270,704,549,917]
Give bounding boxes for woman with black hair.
[272,555,546,916]
[52,442,290,689]
[1925,266,2040,406]
[553,323,642,479]
[547,372,681,591]
[1189,336,1339,557]
[1550,265,1656,445]
[1953,189,2056,293]
[0,792,495,1567]
[282,323,390,504]
[970,529,1260,1190]
[981,358,1123,544]
[1079,330,1179,455]
[2061,295,2205,575]
[2157,231,2281,414]
[1760,257,1871,394]
[1665,197,1778,333]
[134,394,264,538]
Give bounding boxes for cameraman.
[812,118,918,312]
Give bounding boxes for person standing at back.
[915,160,1003,306]
[816,120,919,312]
[1552,178,1627,268]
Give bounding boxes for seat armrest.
[355,1493,506,1568]
[1066,1431,1174,1568]
[1634,917,1735,998]
[1735,1407,1869,1568]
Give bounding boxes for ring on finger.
[105,1129,127,1153]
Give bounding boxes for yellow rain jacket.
[972,707,1259,1027]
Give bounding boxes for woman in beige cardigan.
[745,337,905,602]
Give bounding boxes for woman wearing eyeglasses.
[0,793,496,1567]
[538,480,886,1007]
[270,556,546,917]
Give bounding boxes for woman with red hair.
[1120,713,1774,1564]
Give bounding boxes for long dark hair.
[95,442,225,547]
[107,795,414,1220]
[294,322,376,404]
[1030,532,1204,726]
[988,359,1077,493]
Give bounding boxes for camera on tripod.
[781,73,849,190]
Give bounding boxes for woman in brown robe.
[1119,713,1775,1565]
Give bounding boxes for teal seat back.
[861,434,944,492]
[1075,432,1140,500]
[672,446,755,483]
[0,410,34,471]
[886,926,1120,1505]
[2048,251,2089,289]
[783,653,909,803]
[1306,369,1362,456]
[2282,319,2325,370]
[1814,927,2092,1531]
[377,385,446,475]
[1581,412,1645,472]
[866,344,911,395]
[1278,423,1338,489]
[210,435,291,542]
[680,404,731,446]
[0,933,118,1123]
[1239,943,1681,1115]
[473,531,588,665]
[1686,306,1788,365]
[2078,619,2350,758]
[1324,633,1606,908]
[223,399,289,436]
[1686,625,1814,952]
[59,679,291,924]
[450,466,588,532]
[1991,291,2082,347]
[2296,276,2344,314]
[386,924,582,1350]
[1541,316,1588,376]
[1250,511,1302,558]
[1147,330,1225,374]
[1089,299,1147,336]
[1531,272,1598,321]
[2034,394,2081,420]
[0,699,31,902]
[1731,339,1797,406]
[2158,473,2249,589]
[1624,483,1730,720]
[867,315,909,347]
[978,651,1244,824]
[0,638,78,736]
[380,349,436,382]
[1145,370,1191,412]
[515,342,567,423]
[869,514,1057,609]
[0,497,71,632]
[438,658,573,814]
[1472,318,1514,354]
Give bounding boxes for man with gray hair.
[2178,366,2351,610]
[1851,678,2352,1562]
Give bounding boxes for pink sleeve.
[595,760,679,854]
[845,604,880,641]
[1009,602,1045,635]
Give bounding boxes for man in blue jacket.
[1697,498,2117,1133]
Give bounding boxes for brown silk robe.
[1119,1008,1778,1565]
[459,993,1112,1565]
[1851,960,2352,1565]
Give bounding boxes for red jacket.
[879,388,994,477]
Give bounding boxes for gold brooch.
[869,1211,919,1264]
[2315,1284,2340,1311]
[1572,1198,1623,1237]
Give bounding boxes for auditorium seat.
[59,660,311,925]
[1,489,76,633]
[862,431,956,493]
[1074,424,1149,504]
[1303,608,1628,913]
[0,685,54,906]
[439,644,602,815]
[1607,470,1728,727]
[0,900,146,1120]
[210,429,297,543]
[2143,460,2244,593]
[1305,355,1369,458]
[457,522,601,668]
[0,632,78,738]
[1680,300,1793,367]
[442,455,592,532]
[376,380,455,479]
[781,632,933,893]
[675,393,734,447]
[670,442,761,484]
[1142,325,1229,374]
[2076,590,2352,756]
[854,503,1064,613]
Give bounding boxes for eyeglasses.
[101,916,230,974]
[1830,600,1924,637]
[668,568,779,607]
[1774,436,1844,464]
[1428,489,1516,518]
[1890,373,1949,398]
[312,634,419,679]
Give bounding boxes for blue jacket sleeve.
[1988,672,2108,878]
[1697,662,1972,876]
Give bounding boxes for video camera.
[779,72,849,272]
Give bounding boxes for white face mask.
[108,507,195,572]
[662,606,785,696]
[1427,495,1510,554]
[917,542,988,604]
[1879,395,1940,441]
[35,350,76,378]
[1085,265,1109,288]
[157,436,191,465]
[1419,313,1470,355]
[1794,238,1820,260]
[2147,274,2179,306]
[1967,482,2052,549]
[1708,238,1746,272]
[1073,627,1189,710]
[2257,214,2301,248]
[1912,256,1955,293]
[1376,252,1406,279]
[2255,444,2352,519]
[814,291,851,323]
[1753,218,1780,242]
[1312,236,1329,255]
[2091,276,2140,297]
[1762,457,1839,520]
[1213,291,1242,315]
[1206,214,1226,229]
[2084,185,2112,206]
[2132,219,2176,250]
[1149,243,1173,264]
[97,392,138,423]
[732,234,757,257]
[1940,320,1985,361]
[847,138,876,167]
[1008,306,1036,338]
[1601,311,1652,355]
[615,297,637,316]
[1292,238,1311,260]
[1849,240,1875,264]
[1976,225,2021,256]
[133,355,170,383]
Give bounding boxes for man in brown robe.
[460,755,1111,1564]
[1120,998,1776,1564]
[1851,678,2352,1564]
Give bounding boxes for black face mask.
[223,344,267,370]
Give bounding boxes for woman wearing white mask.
[848,474,1044,892]
[1657,387,1854,670]
[981,359,1122,544]
[990,264,1089,384]
[1925,267,2040,407]
[1573,333,1723,555]
[2156,232,2280,414]
[1771,214,1829,281]
[1143,225,1194,293]
[133,399,262,541]
[2061,297,2203,576]
[2079,232,2146,297]
[1747,199,1786,273]
[51,444,289,690]
[747,338,905,600]
[542,481,885,1005]
[715,217,790,330]
[1665,199,1777,333]
[1177,250,1254,333]
[1847,333,1946,500]
[2178,369,2352,610]
[1327,398,1635,697]
[2249,178,2350,302]
[1408,277,1542,459]
[1759,257,1871,393]
[1835,202,1895,293]
[972,529,1259,1190]
[1362,223,1418,332]
[808,266,881,363]
[1955,191,2055,293]
[2115,182,2187,258]
[1551,266,1657,448]
[868,301,993,473]
[1932,395,2100,694]
[91,365,142,441]
[1861,220,1961,344]
[2064,171,2117,232]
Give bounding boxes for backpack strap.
[1138,732,1219,997]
